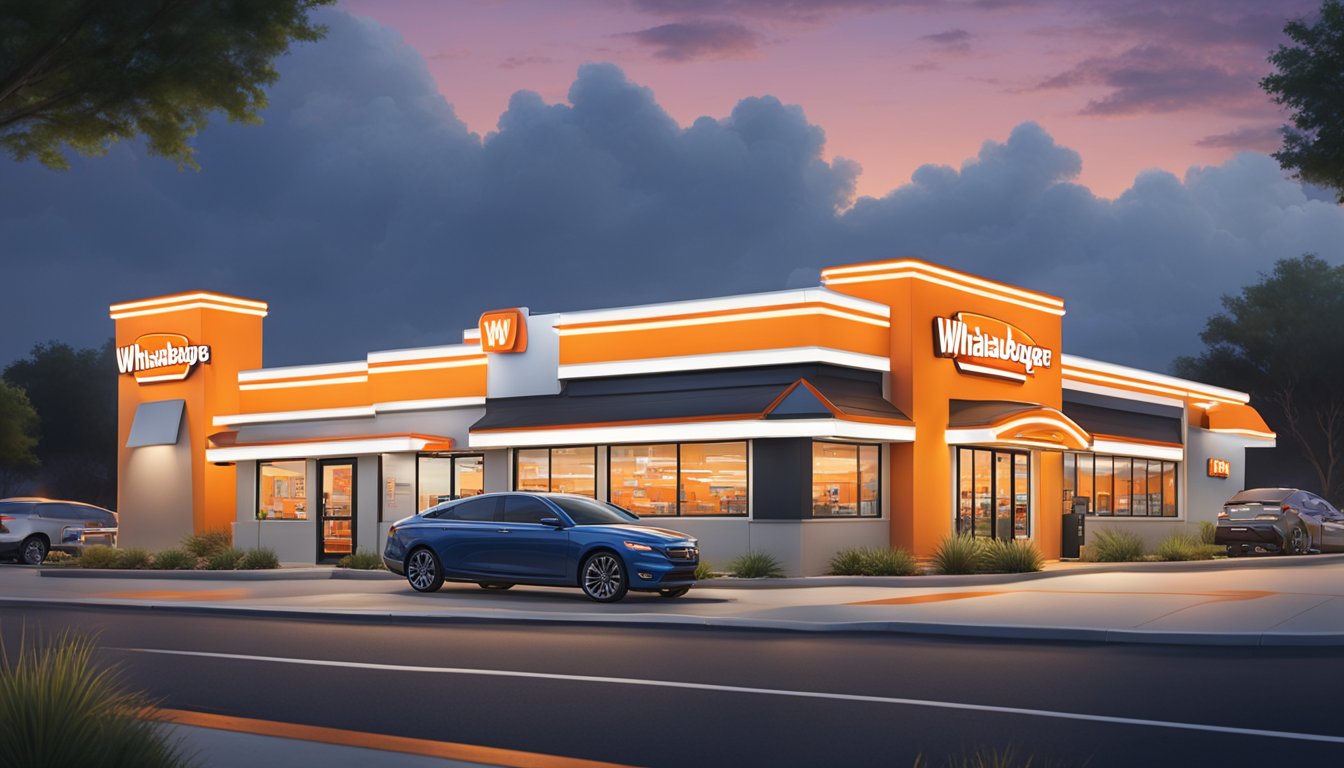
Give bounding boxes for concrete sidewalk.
[5,554,1344,646]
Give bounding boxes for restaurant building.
[111,258,1275,574]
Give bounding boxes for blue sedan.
[383,492,699,602]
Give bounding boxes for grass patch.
[930,535,985,575]
[0,630,195,767]
[828,546,920,576]
[151,549,196,570]
[181,530,232,559]
[727,551,784,578]
[1198,520,1216,545]
[981,539,1043,573]
[42,551,77,568]
[1085,528,1145,562]
[238,548,280,570]
[204,548,244,571]
[336,549,383,570]
[77,546,121,569]
[114,548,152,570]
[1154,534,1219,561]
[694,561,716,580]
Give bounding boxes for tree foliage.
[2,341,117,506]
[1174,255,1344,503]
[1261,0,1344,202]
[0,0,334,170]
[0,380,39,469]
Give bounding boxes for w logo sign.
[479,309,527,353]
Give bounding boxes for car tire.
[478,582,514,590]
[580,551,628,603]
[405,547,444,593]
[20,536,48,565]
[1288,525,1310,556]
[658,587,691,598]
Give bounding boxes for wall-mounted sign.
[1207,458,1231,478]
[479,308,528,353]
[933,312,1053,383]
[116,333,211,384]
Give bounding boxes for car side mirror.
[539,517,566,528]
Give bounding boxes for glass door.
[956,447,1031,540]
[318,459,356,562]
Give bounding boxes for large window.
[418,454,486,512]
[609,442,747,516]
[1064,452,1177,517]
[513,447,596,496]
[955,448,1029,539]
[258,460,307,520]
[811,442,880,517]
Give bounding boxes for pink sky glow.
[341,0,1305,201]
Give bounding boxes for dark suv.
[0,498,119,564]
[1216,488,1344,556]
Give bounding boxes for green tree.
[0,379,40,497]
[1262,0,1344,202]
[0,0,334,170]
[1174,255,1344,503]
[2,340,117,507]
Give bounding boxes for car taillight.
[1217,511,1228,519]
[1282,504,1293,514]
[0,515,11,533]
[388,525,397,537]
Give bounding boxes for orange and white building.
[111,259,1275,572]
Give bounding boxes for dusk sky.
[2,0,1343,375]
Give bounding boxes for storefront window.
[513,447,596,496]
[258,460,306,520]
[955,447,1029,539]
[418,455,454,511]
[1063,452,1178,518]
[455,455,484,497]
[812,442,881,518]
[609,442,747,516]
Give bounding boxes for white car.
[0,497,118,564]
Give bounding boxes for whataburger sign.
[934,312,1053,383]
[116,333,211,383]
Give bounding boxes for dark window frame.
[809,440,882,519]
[414,452,487,516]
[512,446,597,497]
[257,459,308,522]
[955,447,1031,539]
[605,440,750,518]
[1063,452,1179,519]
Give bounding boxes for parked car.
[0,498,119,565]
[1215,488,1344,556]
[384,492,699,602]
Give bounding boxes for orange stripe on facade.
[1088,432,1184,449]
[149,708,634,768]
[473,413,767,434]
[821,259,1065,312]
[556,301,889,332]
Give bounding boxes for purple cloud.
[624,20,762,61]
[1196,124,1284,151]
[921,28,971,44]
[1038,45,1258,116]
[499,55,554,70]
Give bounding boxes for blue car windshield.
[550,497,639,526]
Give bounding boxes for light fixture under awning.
[126,400,185,447]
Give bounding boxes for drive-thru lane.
[4,605,1342,767]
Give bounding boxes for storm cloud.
[1,9,1341,376]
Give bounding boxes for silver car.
[0,497,119,565]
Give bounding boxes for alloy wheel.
[407,549,439,591]
[22,538,46,565]
[1291,526,1308,555]
[582,553,626,602]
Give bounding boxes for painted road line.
[118,647,1344,746]
[149,707,633,768]
[848,589,1277,606]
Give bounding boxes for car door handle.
[496,529,511,533]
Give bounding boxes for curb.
[4,595,1341,648]
[37,568,399,581]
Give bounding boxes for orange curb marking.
[148,708,637,768]
[848,589,1277,606]
[95,589,253,601]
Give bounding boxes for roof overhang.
[205,433,454,463]
[1198,402,1276,442]
[947,402,1091,451]
[470,418,914,448]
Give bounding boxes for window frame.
[954,447,1030,539]
[256,459,308,522]
[417,452,488,514]
[809,440,882,519]
[512,446,597,497]
[1063,452,1179,519]
[606,440,750,518]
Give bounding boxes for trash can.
[1062,497,1088,559]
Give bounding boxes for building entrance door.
[317,459,356,562]
[955,447,1030,540]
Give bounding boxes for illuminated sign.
[933,312,1052,383]
[479,309,528,353]
[116,333,211,383]
[1207,458,1231,478]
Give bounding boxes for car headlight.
[623,541,653,551]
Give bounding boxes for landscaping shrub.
[0,630,194,768]
[237,548,280,570]
[1198,520,1216,545]
[77,546,121,569]
[336,549,383,570]
[981,540,1043,573]
[930,535,984,575]
[42,551,76,567]
[1086,528,1145,562]
[151,549,196,570]
[204,548,244,571]
[1154,534,1218,562]
[181,530,231,559]
[727,551,784,578]
[694,561,716,580]
[114,548,152,570]
[828,546,920,576]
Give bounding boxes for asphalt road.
[3,605,1342,767]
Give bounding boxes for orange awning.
[1200,403,1275,440]
[947,400,1091,451]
